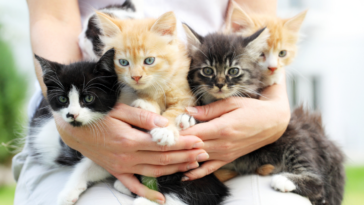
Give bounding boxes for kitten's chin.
[210,91,233,99]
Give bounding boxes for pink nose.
[131,76,142,83]
[268,67,277,72]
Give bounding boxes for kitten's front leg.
[57,158,111,205]
[131,99,160,114]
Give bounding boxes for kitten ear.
[34,54,62,75]
[226,1,255,33]
[96,48,115,73]
[284,10,307,33]
[182,23,203,47]
[95,11,121,37]
[150,11,177,43]
[243,27,270,57]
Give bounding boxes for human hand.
[56,103,208,204]
[180,81,290,181]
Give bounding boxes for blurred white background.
[0,0,363,165]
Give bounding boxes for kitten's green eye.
[144,57,155,65]
[279,50,287,57]
[119,59,129,66]
[228,68,240,76]
[84,95,95,104]
[58,96,68,104]
[202,67,214,76]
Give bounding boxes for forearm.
[234,0,277,15]
[27,0,82,96]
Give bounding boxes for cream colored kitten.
[226,1,307,86]
[96,11,196,146]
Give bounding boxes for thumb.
[117,174,165,204]
[186,98,241,121]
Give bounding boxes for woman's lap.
[13,153,311,205]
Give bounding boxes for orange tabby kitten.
[95,11,196,146]
[226,1,307,86]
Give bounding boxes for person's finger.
[185,97,243,121]
[117,174,165,204]
[136,149,209,165]
[180,119,226,141]
[110,103,169,130]
[135,161,201,177]
[182,160,227,181]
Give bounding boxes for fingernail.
[187,161,199,170]
[154,116,168,127]
[193,142,204,148]
[156,200,164,205]
[181,176,189,181]
[186,107,198,115]
[196,153,209,162]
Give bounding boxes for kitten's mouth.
[69,121,82,127]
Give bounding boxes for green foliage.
[343,166,364,205]
[0,30,27,164]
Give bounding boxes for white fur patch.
[271,174,296,192]
[57,158,111,205]
[32,118,61,167]
[131,99,157,113]
[113,180,132,196]
[175,114,196,130]
[150,127,178,146]
[133,197,159,205]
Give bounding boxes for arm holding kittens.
[181,73,290,181]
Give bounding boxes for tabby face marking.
[184,25,269,102]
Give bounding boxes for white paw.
[131,99,157,113]
[175,114,196,130]
[57,183,87,205]
[150,127,178,146]
[133,197,159,205]
[114,180,132,196]
[271,174,296,192]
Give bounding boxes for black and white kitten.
[30,49,131,205]
[78,0,144,60]
[184,24,345,205]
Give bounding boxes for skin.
[27,0,285,204]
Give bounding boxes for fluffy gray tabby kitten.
[184,24,345,205]
[78,0,144,61]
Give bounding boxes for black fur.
[35,49,119,116]
[157,172,229,205]
[185,26,345,205]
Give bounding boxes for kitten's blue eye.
[228,68,240,76]
[144,57,155,65]
[84,95,95,104]
[202,67,213,76]
[279,50,287,57]
[58,96,68,104]
[119,59,129,66]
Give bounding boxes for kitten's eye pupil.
[260,53,265,57]
[202,67,213,76]
[228,68,239,76]
[84,95,95,103]
[58,96,68,104]
[144,57,155,65]
[279,50,287,57]
[119,59,129,66]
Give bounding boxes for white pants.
[13,151,311,205]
